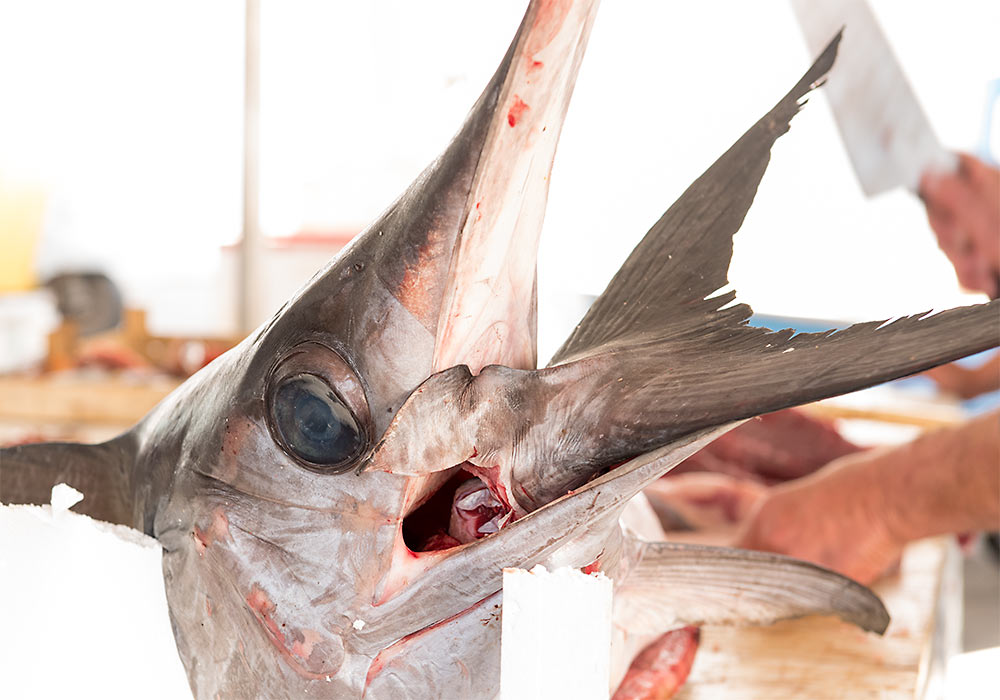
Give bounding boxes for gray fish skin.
[366,31,999,516]
[1,2,997,699]
[4,3,606,697]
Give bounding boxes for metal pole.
[239,0,261,335]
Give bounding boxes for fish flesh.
[670,409,862,486]
[645,409,862,532]
[2,1,998,698]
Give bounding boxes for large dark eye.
[271,373,364,470]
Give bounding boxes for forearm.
[875,410,1000,542]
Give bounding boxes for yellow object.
[0,174,46,292]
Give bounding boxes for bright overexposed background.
[1,1,996,345]
[0,3,997,698]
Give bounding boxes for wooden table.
[0,371,180,444]
[677,537,961,699]
[0,371,180,425]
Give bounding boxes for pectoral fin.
[615,540,889,635]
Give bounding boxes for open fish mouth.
[402,468,516,552]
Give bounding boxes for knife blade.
[789,0,955,196]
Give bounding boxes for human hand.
[920,153,1000,298]
[923,352,1000,400]
[924,362,981,399]
[733,450,905,585]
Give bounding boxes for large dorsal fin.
[366,32,1000,516]
[552,31,841,364]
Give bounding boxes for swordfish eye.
[270,373,364,471]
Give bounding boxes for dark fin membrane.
[0,436,137,527]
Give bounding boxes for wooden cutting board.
[676,537,960,699]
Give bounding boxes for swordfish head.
[4,1,1000,698]
[146,5,605,696]
[5,2,609,697]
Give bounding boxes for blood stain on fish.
[524,0,572,57]
[507,95,530,127]
[246,585,282,644]
[291,629,323,662]
[192,509,231,555]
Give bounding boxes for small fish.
[2,2,997,698]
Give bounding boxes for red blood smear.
[581,560,601,575]
[612,627,700,700]
[365,655,387,688]
[191,509,230,554]
[245,585,334,681]
[246,585,283,647]
[402,468,476,552]
[507,95,529,127]
[528,59,544,72]
[422,532,462,551]
[193,527,209,555]
[524,0,572,58]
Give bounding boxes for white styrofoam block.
[501,565,613,700]
[0,484,191,699]
[49,483,84,514]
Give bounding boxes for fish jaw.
[362,361,618,517]
[362,592,503,698]
[251,0,601,392]
[431,0,601,374]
